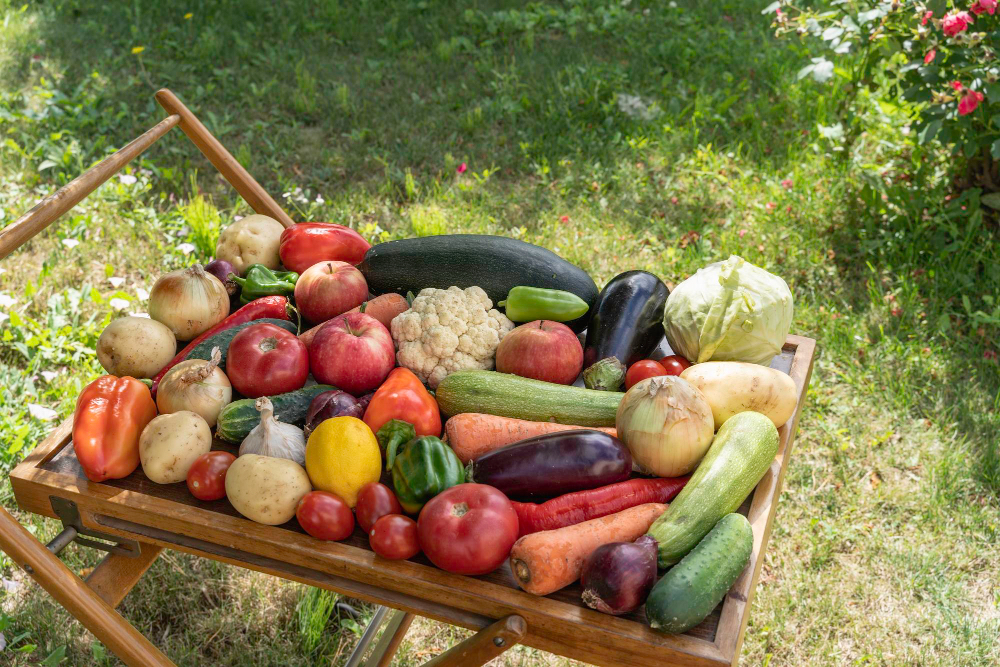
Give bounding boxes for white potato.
[97,316,177,378]
[139,411,212,484]
[215,214,285,275]
[225,454,311,525]
[680,361,797,430]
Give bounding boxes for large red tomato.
[417,484,519,575]
[227,323,308,397]
[186,451,236,501]
[296,491,355,541]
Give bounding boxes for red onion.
[303,390,361,439]
[580,535,658,615]
[205,259,240,302]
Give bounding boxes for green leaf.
[40,645,66,666]
[980,191,1000,209]
[986,83,1000,102]
[991,139,1000,160]
[918,120,942,144]
[761,1,781,14]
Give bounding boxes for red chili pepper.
[510,477,689,538]
[150,296,295,396]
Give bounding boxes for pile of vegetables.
[76,212,800,637]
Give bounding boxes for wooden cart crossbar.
[0,89,816,667]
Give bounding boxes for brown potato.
[680,361,797,430]
[225,454,311,525]
[97,316,177,379]
[215,214,284,275]
[139,411,212,484]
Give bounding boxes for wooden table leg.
[0,507,174,667]
[85,543,163,608]
[369,611,414,667]
[421,615,526,667]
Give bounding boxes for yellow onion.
[148,264,229,341]
[615,375,714,477]
[156,348,232,426]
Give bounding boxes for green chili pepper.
[377,420,464,514]
[230,264,298,304]
[498,286,590,323]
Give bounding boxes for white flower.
[616,94,661,121]
[668,1,677,7]
[0,294,16,308]
[108,277,125,288]
[177,242,196,255]
[109,298,131,310]
[135,287,149,300]
[61,238,80,248]
[0,268,6,275]
[0,313,8,325]
[131,312,150,318]
[233,215,243,222]
[27,404,58,421]
[315,195,325,205]
[118,173,138,186]
[41,371,58,382]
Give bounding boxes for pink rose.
[958,88,984,115]
[952,80,964,91]
[971,0,997,16]
[942,11,973,37]
[456,162,467,174]
[924,49,936,64]
[921,10,934,25]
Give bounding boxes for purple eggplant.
[466,430,631,500]
[580,535,658,615]
[303,390,362,438]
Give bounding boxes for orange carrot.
[508,503,667,596]
[444,413,617,463]
[298,293,410,347]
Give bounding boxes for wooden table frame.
[0,89,816,667]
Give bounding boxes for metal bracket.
[49,497,141,558]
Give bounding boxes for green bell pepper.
[231,264,298,304]
[498,286,590,323]
[377,420,464,514]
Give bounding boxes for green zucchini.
[187,318,297,370]
[216,384,334,443]
[646,513,753,634]
[647,411,778,567]
[357,235,599,332]
[435,371,622,427]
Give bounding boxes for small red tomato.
[226,322,309,398]
[356,482,403,533]
[369,514,420,560]
[296,491,355,541]
[186,451,236,501]
[625,360,667,390]
[657,354,692,375]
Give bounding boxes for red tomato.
[356,482,403,533]
[369,514,420,560]
[417,483,518,575]
[296,491,355,541]
[625,360,668,390]
[657,354,692,375]
[227,323,309,398]
[186,451,236,501]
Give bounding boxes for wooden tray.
[10,335,814,667]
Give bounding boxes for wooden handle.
[154,89,294,228]
[0,506,173,666]
[85,543,163,608]
[0,114,180,261]
[423,615,526,667]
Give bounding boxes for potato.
[139,411,212,484]
[225,454,311,525]
[680,361,797,430]
[97,316,177,379]
[215,214,285,275]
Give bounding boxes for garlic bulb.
[239,397,306,465]
[156,347,232,426]
[148,264,230,341]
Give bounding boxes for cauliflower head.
[391,286,515,388]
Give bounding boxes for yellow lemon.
[305,416,381,507]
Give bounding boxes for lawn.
[1,0,998,665]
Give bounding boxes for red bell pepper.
[510,477,689,537]
[73,376,157,482]
[363,367,441,437]
[150,295,294,396]
[279,222,371,273]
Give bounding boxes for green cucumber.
[647,411,778,567]
[216,384,334,443]
[646,513,753,634]
[435,370,622,427]
[357,234,599,332]
[187,318,297,370]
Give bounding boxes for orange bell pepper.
[73,375,157,482]
[363,367,441,437]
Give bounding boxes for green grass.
[1,0,998,664]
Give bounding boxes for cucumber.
[435,371,622,427]
[187,318,297,371]
[647,411,778,567]
[358,235,599,332]
[645,513,753,634]
[216,384,334,443]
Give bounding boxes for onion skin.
[303,390,362,439]
[580,535,658,615]
[148,265,230,341]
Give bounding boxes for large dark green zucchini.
[358,235,599,331]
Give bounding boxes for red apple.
[309,312,395,394]
[294,260,368,324]
[495,320,583,385]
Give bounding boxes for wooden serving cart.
[0,90,816,667]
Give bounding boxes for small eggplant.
[580,535,659,615]
[466,430,631,500]
[303,390,362,438]
[583,271,669,369]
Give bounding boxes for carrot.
[509,503,667,596]
[298,293,410,348]
[444,413,618,463]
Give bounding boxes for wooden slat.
[423,615,526,667]
[372,611,415,667]
[85,543,163,609]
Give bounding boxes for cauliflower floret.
[390,286,515,388]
